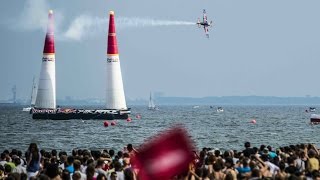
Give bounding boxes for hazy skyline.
[1,0,320,101]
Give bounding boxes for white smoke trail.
[11,0,64,33]
[62,15,107,41]
[117,17,195,27]
[62,16,195,41]
[8,0,195,41]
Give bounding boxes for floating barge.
[310,114,320,124]
[32,108,130,120]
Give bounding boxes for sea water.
[0,105,319,153]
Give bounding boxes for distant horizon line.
[1,95,320,101]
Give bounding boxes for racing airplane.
[196,9,213,38]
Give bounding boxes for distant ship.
[309,107,316,112]
[310,114,320,124]
[216,107,224,112]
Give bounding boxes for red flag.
[132,126,195,180]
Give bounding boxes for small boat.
[216,107,224,112]
[309,107,316,112]
[22,77,37,112]
[310,114,320,124]
[148,92,158,110]
[193,105,200,109]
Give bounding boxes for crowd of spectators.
[0,142,319,180]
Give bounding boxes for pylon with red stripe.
[35,10,56,109]
[106,11,127,110]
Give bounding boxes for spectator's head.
[244,142,251,148]
[67,156,74,166]
[73,160,81,171]
[110,172,117,180]
[109,149,115,157]
[308,149,316,158]
[97,173,107,180]
[4,164,12,174]
[127,144,133,152]
[45,163,60,179]
[124,168,135,180]
[72,172,81,180]
[13,157,21,166]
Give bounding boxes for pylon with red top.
[106,11,128,110]
[35,10,56,109]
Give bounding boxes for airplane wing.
[197,18,201,28]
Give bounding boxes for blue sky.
[1,0,320,101]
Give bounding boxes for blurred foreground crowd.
[0,142,319,180]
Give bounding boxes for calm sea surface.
[0,105,319,153]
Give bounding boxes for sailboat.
[22,77,37,112]
[148,92,158,110]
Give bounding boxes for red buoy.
[127,117,132,122]
[136,114,141,119]
[104,121,109,127]
[111,121,116,126]
[250,119,256,124]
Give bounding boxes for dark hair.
[117,151,123,158]
[86,165,96,180]
[10,149,18,156]
[114,161,122,171]
[244,142,251,148]
[109,149,115,157]
[17,150,22,157]
[279,161,286,170]
[0,153,5,160]
[127,144,133,151]
[14,157,21,166]
[8,172,20,180]
[72,149,78,157]
[251,168,260,178]
[4,164,12,173]
[213,162,222,172]
[27,143,40,161]
[96,159,105,167]
[67,156,74,165]
[20,173,27,180]
[214,150,221,157]
[51,149,57,157]
[61,169,71,180]
[96,173,107,180]
[124,168,134,180]
[45,163,60,179]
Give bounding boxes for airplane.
[196,9,213,38]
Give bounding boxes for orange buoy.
[250,119,256,124]
[111,121,116,126]
[104,121,109,127]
